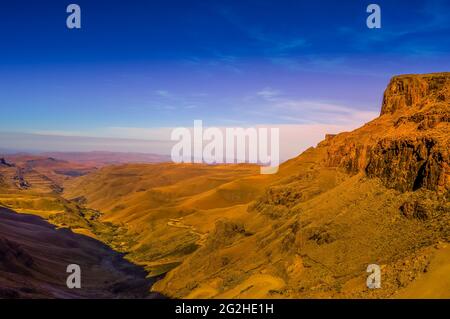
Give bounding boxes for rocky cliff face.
[380,73,449,115]
[365,137,448,193]
[325,73,449,195]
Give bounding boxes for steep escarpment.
[365,137,448,192]
[380,73,449,115]
[324,72,449,194]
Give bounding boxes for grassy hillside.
[63,163,264,276]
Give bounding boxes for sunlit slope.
[154,163,448,299]
[152,73,449,298]
[63,163,266,276]
[0,156,98,217]
[0,157,147,247]
[394,243,450,299]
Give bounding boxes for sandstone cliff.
[381,73,449,115]
[324,72,449,194]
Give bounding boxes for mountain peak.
[380,72,450,116]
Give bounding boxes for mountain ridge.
[151,72,449,298]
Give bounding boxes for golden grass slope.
[63,163,267,276]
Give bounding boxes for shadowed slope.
[0,207,158,299]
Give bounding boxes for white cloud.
[251,88,378,126]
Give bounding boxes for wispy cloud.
[256,87,281,100]
[249,89,378,126]
[217,6,308,55]
[155,90,171,98]
[150,90,206,111]
[337,1,450,57]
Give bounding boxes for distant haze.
[0,118,374,162]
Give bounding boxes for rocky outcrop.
[399,201,429,220]
[365,137,448,192]
[0,158,14,167]
[324,73,449,194]
[13,174,30,190]
[380,73,449,115]
[206,220,247,249]
[326,142,368,173]
[394,111,450,130]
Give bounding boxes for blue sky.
[0,0,449,155]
